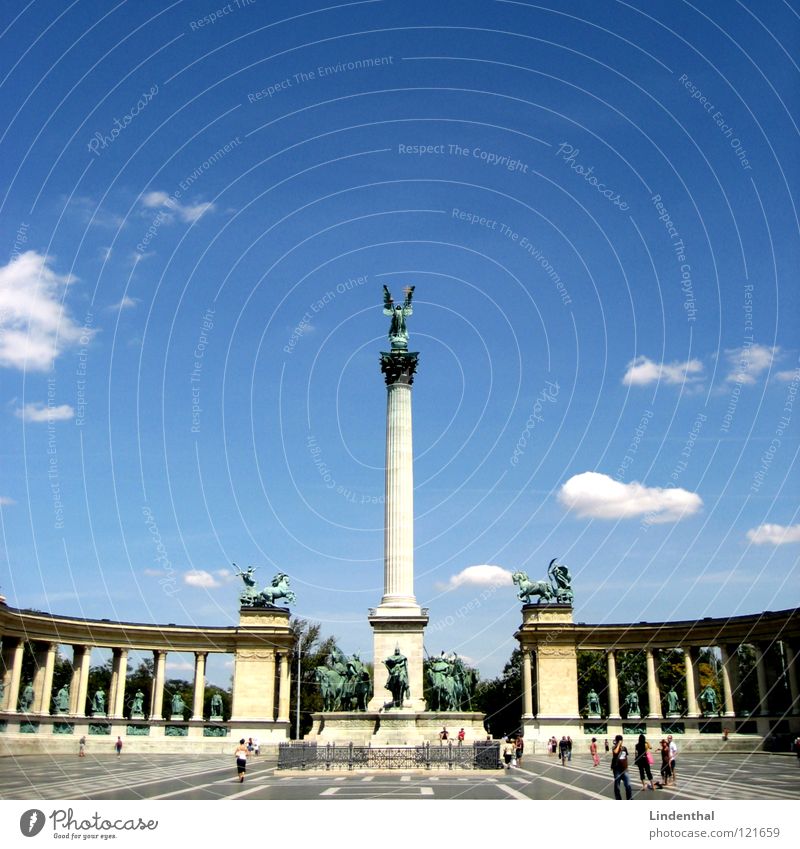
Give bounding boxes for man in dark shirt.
[611,734,633,799]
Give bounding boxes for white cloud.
[0,496,15,506]
[141,190,214,223]
[746,523,800,546]
[166,660,194,671]
[774,369,799,383]
[623,356,704,386]
[109,295,138,311]
[558,471,702,523]
[443,565,513,590]
[0,252,90,371]
[725,344,778,385]
[183,569,221,588]
[15,402,75,422]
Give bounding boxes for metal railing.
[278,740,500,770]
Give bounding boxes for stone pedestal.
[230,607,292,736]
[367,609,429,713]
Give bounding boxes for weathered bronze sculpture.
[383,647,410,708]
[426,651,477,711]
[624,690,641,718]
[666,688,681,716]
[235,564,296,607]
[91,689,106,715]
[130,689,145,718]
[171,692,187,718]
[210,692,224,720]
[586,688,601,716]
[54,685,70,714]
[18,681,34,712]
[383,285,414,350]
[512,559,574,605]
[314,648,371,712]
[699,684,719,715]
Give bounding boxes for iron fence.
[278,740,501,770]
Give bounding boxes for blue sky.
[0,0,798,684]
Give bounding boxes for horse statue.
[314,651,371,712]
[511,571,555,604]
[257,572,296,606]
[314,666,344,712]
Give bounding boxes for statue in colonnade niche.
[624,690,641,718]
[666,688,681,716]
[91,689,106,715]
[210,692,224,720]
[586,688,601,716]
[171,692,187,718]
[130,689,145,718]
[54,685,70,714]
[19,681,34,711]
[699,684,719,715]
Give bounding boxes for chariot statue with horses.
[426,651,478,712]
[512,558,574,605]
[234,564,296,607]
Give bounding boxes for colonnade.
[516,605,800,741]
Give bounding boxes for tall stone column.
[719,644,737,717]
[191,652,207,721]
[110,648,128,718]
[277,653,291,722]
[3,639,24,711]
[68,646,85,714]
[151,650,167,719]
[368,300,428,714]
[76,646,92,716]
[683,646,699,717]
[784,642,799,715]
[645,648,661,718]
[33,643,57,714]
[522,650,534,718]
[263,653,276,721]
[754,643,770,715]
[607,650,620,718]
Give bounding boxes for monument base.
[367,608,429,713]
[309,711,487,745]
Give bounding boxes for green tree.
[288,617,341,738]
[475,648,521,738]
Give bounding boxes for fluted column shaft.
[646,648,661,718]
[192,652,207,720]
[522,650,534,717]
[383,382,415,605]
[151,650,166,719]
[277,653,291,722]
[76,647,92,716]
[4,640,24,711]
[34,643,57,714]
[264,654,276,720]
[110,648,128,718]
[719,644,737,717]
[754,644,769,715]
[607,650,620,717]
[684,646,699,717]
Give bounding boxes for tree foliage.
[474,648,521,738]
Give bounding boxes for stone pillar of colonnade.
[76,646,92,716]
[606,650,620,718]
[192,652,207,721]
[754,643,770,716]
[785,642,799,715]
[277,653,291,723]
[719,644,738,718]
[645,647,661,718]
[683,646,700,717]
[522,650,534,718]
[32,642,57,714]
[2,639,24,711]
[68,645,91,715]
[151,650,167,720]
[109,648,128,718]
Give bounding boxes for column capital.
[380,351,419,385]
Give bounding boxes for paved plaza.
[0,753,797,801]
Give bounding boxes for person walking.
[558,735,569,766]
[514,735,524,765]
[634,733,654,790]
[78,735,86,758]
[589,737,600,767]
[566,736,573,762]
[604,738,610,753]
[611,735,632,800]
[114,737,123,756]
[235,738,249,783]
[659,739,672,786]
[668,734,678,787]
[457,728,466,746]
[502,737,515,769]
